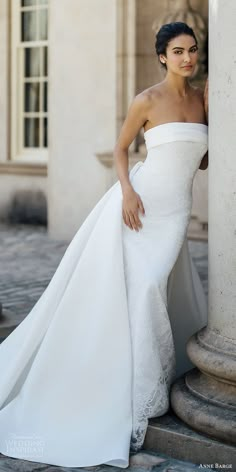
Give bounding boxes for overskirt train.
[0,160,207,468]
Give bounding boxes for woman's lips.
[182,65,192,69]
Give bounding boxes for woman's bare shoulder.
[124,84,165,132]
[135,83,164,103]
[132,84,164,114]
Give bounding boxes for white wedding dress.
[0,122,208,468]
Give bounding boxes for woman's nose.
[183,53,191,63]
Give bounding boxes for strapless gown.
[0,122,208,468]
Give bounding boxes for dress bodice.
[129,122,209,218]
[143,122,208,151]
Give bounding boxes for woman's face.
[160,34,198,76]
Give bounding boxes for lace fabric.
[123,269,177,451]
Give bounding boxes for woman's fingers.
[124,210,143,231]
[123,210,133,230]
[123,209,137,230]
[123,210,130,229]
[133,211,142,230]
[129,213,139,231]
[122,194,145,231]
[138,198,145,216]
[127,213,133,229]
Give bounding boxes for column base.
[170,327,236,445]
[171,368,236,445]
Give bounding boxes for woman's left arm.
[199,151,208,170]
[203,77,208,123]
[199,78,208,170]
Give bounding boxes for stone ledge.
[144,410,236,467]
[96,147,146,168]
[0,162,47,176]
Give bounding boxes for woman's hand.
[204,77,208,122]
[122,187,145,231]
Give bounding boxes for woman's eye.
[174,48,198,54]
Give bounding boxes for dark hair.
[155,22,198,70]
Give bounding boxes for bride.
[0,22,208,468]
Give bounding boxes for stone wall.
[48,0,117,239]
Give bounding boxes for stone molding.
[187,327,236,385]
[0,162,47,176]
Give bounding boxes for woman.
[0,22,208,468]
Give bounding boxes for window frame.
[11,0,49,163]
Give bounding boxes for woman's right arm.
[113,93,150,231]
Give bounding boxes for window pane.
[43,117,48,147]
[42,46,48,76]
[43,82,47,112]
[38,1,48,7]
[21,11,37,42]
[24,118,40,147]
[24,82,40,112]
[38,8,48,41]
[21,0,37,5]
[25,47,40,77]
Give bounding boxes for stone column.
[48,0,117,240]
[170,0,236,445]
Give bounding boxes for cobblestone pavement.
[0,223,208,322]
[0,223,209,472]
[0,449,218,472]
[0,223,68,322]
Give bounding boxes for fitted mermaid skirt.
[0,122,208,468]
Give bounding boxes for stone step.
[0,308,23,340]
[143,410,236,468]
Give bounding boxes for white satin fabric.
[0,122,208,468]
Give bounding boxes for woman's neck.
[163,74,191,98]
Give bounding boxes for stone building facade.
[0,0,208,239]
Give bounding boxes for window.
[11,0,49,162]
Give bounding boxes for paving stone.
[0,223,67,321]
[0,449,210,471]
